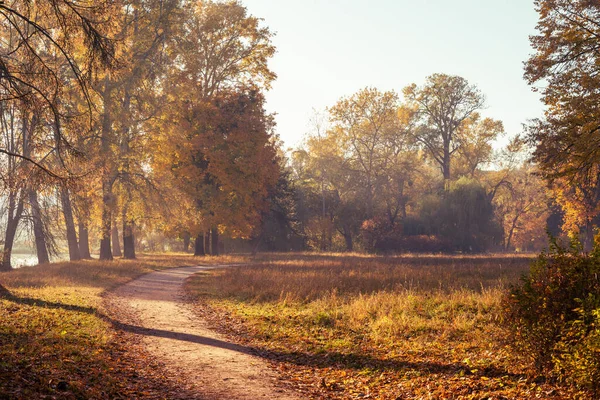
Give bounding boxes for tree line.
[0,0,278,269]
[250,0,600,255]
[1,0,600,266]
[261,76,549,254]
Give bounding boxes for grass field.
[0,254,244,399]
[1,252,591,399]
[186,253,588,399]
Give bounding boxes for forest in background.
[0,0,598,268]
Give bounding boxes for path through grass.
[0,254,244,399]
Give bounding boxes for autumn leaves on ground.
[0,253,588,399]
[0,254,240,399]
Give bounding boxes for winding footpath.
[106,265,302,400]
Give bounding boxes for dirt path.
[106,265,303,400]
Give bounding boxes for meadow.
[0,252,591,399]
[186,253,587,399]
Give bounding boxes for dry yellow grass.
[187,253,586,399]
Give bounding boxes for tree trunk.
[343,228,353,252]
[78,220,92,259]
[504,212,522,251]
[194,233,205,256]
[123,219,136,259]
[99,200,113,260]
[366,178,374,219]
[60,187,81,261]
[211,228,219,256]
[111,224,122,257]
[443,140,451,184]
[29,189,50,264]
[99,76,114,261]
[204,232,211,256]
[583,222,594,253]
[251,232,263,256]
[183,232,191,253]
[1,192,25,271]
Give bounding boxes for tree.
[0,2,115,270]
[158,89,279,248]
[156,0,277,251]
[328,88,404,219]
[493,165,550,251]
[404,73,486,182]
[0,1,114,175]
[525,0,600,247]
[94,0,182,260]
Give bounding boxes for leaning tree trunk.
[60,187,81,261]
[211,228,219,256]
[78,220,92,259]
[194,233,205,256]
[1,190,25,271]
[29,189,50,264]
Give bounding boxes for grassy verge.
[186,253,586,399]
[0,253,244,399]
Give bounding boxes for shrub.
[553,308,600,392]
[504,238,600,391]
[437,178,503,252]
[361,218,453,253]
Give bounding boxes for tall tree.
[95,0,182,260]
[525,0,600,246]
[328,88,403,219]
[404,73,486,182]
[156,0,277,248]
[160,89,279,243]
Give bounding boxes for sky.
[242,0,544,150]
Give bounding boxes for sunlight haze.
[243,0,543,148]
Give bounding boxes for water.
[11,253,69,268]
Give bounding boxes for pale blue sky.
[243,0,543,149]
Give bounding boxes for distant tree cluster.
[3,0,600,263]
[260,76,550,254]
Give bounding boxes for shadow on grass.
[1,290,526,384]
[0,291,97,314]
